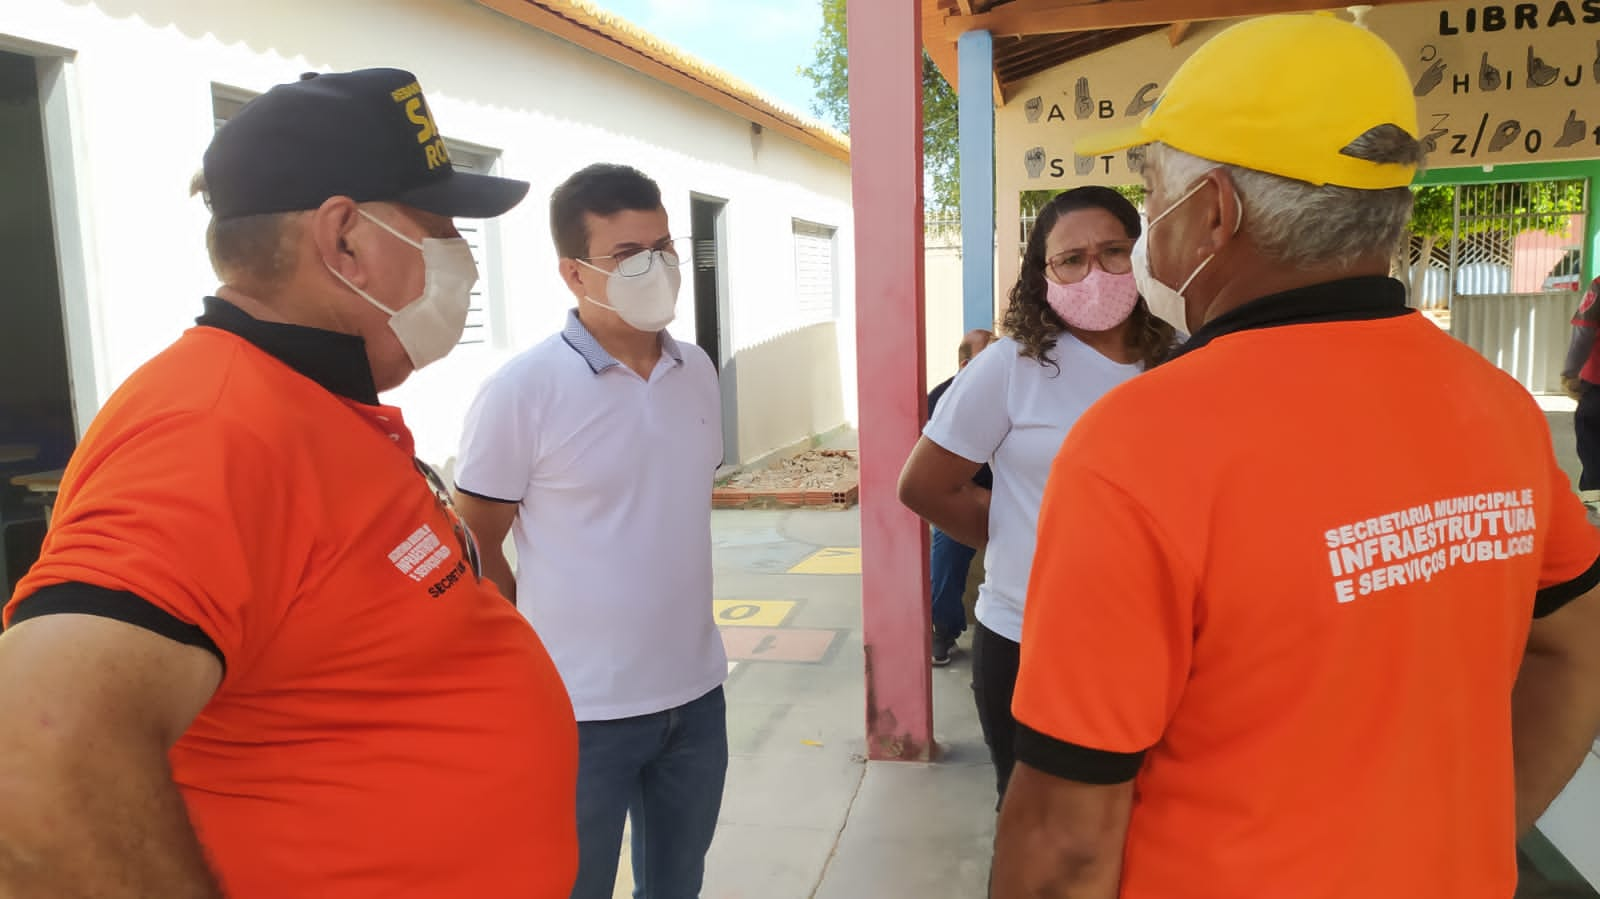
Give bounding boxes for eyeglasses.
[582,237,693,278]
[413,458,483,583]
[1045,241,1135,284]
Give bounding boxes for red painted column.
[847,0,933,761]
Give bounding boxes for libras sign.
[999,1,1600,189]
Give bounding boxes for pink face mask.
[1045,267,1139,332]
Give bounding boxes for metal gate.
[1451,292,1579,394]
[1399,177,1588,392]
[1401,178,1587,308]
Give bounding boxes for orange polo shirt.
[7,299,577,898]
[1014,277,1600,899]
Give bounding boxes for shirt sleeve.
[1012,454,1197,782]
[6,413,298,672]
[691,347,724,470]
[1534,441,1600,617]
[454,369,534,504]
[1570,281,1599,327]
[1562,325,1595,380]
[922,343,1012,465]
[926,377,951,418]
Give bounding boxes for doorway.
[690,195,738,464]
[0,48,75,593]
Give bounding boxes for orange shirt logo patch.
[389,524,454,582]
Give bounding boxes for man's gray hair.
[1145,127,1422,269]
[190,170,303,291]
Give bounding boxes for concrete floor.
[611,505,997,899]
[1540,394,1583,493]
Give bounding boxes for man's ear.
[559,258,591,302]
[1205,169,1244,254]
[310,196,364,285]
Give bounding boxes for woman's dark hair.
[1002,186,1176,370]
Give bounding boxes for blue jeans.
[570,686,729,899]
[1577,384,1600,491]
[930,527,976,639]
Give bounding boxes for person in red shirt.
[1561,275,1600,490]
[992,16,1600,899]
[0,69,577,898]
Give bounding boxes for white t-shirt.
[923,334,1142,642]
[455,310,726,721]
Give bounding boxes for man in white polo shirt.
[453,163,726,899]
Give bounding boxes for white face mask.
[1130,233,1188,333]
[326,210,479,371]
[577,255,681,333]
[1133,176,1242,333]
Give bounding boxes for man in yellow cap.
[992,14,1600,899]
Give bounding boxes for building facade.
[0,0,858,478]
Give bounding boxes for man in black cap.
[0,69,579,898]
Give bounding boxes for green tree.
[921,55,960,218]
[1396,185,1454,304]
[1398,179,1585,304]
[799,0,960,215]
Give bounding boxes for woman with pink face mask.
[898,186,1177,802]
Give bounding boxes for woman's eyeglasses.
[1045,241,1135,284]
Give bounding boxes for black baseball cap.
[202,68,528,220]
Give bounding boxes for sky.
[596,0,826,118]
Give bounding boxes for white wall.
[924,236,965,390]
[1,0,856,467]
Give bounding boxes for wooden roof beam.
[926,2,1009,109]
[958,0,1438,38]
[993,26,1159,78]
[995,34,1094,68]
[924,0,961,86]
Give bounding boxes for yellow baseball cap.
[1075,14,1420,190]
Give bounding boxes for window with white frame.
[792,220,838,324]
[211,85,254,131]
[209,86,502,347]
[441,140,502,347]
